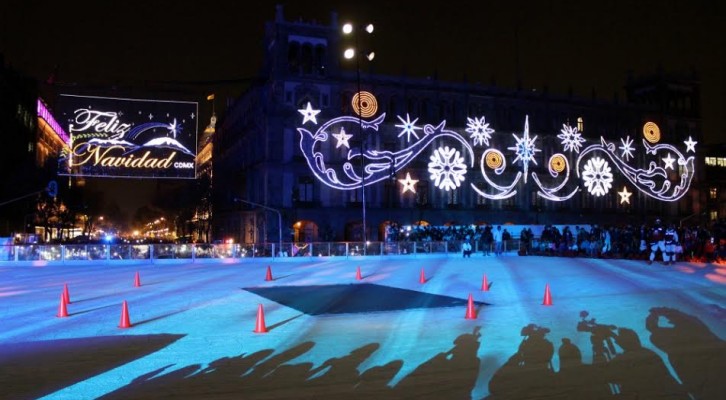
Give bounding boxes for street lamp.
[342,21,374,244]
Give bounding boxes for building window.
[577,117,584,132]
[710,187,718,200]
[710,210,718,221]
[298,177,314,202]
[446,188,459,206]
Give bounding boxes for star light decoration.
[619,136,635,161]
[298,102,321,125]
[398,172,419,194]
[465,116,495,146]
[395,113,423,142]
[332,127,353,149]
[684,136,697,153]
[618,186,632,204]
[557,124,585,153]
[507,116,540,183]
[662,153,676,170]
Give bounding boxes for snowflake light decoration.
[507,116,540,183]
[619,136,635,161]
[428,146,467,191]
[465,116,495,146]
[582,157,613,197]
[557,124,585,153]
[395,113,422,142]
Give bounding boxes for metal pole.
[356,32,367,245]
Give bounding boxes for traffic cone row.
[54,268,555,331]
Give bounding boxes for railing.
[0,240,521,263]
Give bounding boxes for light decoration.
[619,136,635,161]
[557,124,585,153]
[581,157,613,196]
[428,146,467,191]
[398,172,419,194]
[662,153,676,170]
[295,94,695,203]
[37,99,70,144]
[550,154,567,173]
[466,116,494,146]
[332,127,353,149]
[532,153,578,201]
[643,121,661,143]
[507,116,540,183]
[298,102,321,125]
[683,136,697,153]
[485,151,503,169]
[351,91,378,118]
[471,148,521,200]
[618,186,632,204]
[57,94,197,179]
[395,113,423,142]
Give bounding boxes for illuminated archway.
[292,220,318,243]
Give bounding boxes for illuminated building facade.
[212,7,705,244]
[0,56,69,236]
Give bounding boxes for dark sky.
[1,0,724,220]
[2,0,724,142]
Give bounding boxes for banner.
[57,94,198,179]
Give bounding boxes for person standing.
[648,219,665,265]
[493,226,503,256]
[663,223,679,265]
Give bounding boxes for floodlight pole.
[234,198,282,256]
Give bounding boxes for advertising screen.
[57,94,198,179]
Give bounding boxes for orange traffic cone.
[56,293,69,318]
[481,274,490,291]
[419,268,427,284]
[265,266,273,281]
[356,266,362,281]
[62,283,71,304]
[465,293,477,319]
[253,304,268,333]
[134,271,141,287]
[542,284,553,306]
[118,300,132,328]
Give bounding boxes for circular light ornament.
[352,91,378,118]
[485,151,503,169]
[550,154,567,173]
[643,121,661,143]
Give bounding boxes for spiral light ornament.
[643,121,661,144]
[550,154,567,173]
[485,151,503,169]
[352,91,378,118]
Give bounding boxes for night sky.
[2,0,723,142]
[1,0,724,219]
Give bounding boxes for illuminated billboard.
[57,94,198,179]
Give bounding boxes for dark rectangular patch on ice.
[243,283,487,315]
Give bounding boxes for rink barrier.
[0,240,520,264]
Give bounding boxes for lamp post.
[234,198,282,256]
[342,22,374,244]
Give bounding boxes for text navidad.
[68,109,194,170]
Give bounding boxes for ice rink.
[1,254,724,399]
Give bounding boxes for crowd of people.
[385,219,726,264]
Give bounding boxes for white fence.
[0,240,522,264]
